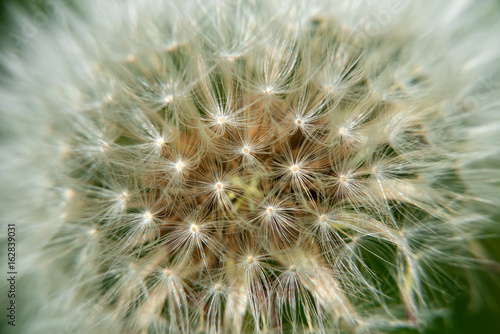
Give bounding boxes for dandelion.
[1,0,500,333]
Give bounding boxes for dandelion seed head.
[2,0,499,333]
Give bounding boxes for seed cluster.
[41,4,473,334]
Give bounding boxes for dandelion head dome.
[1,0,500,333]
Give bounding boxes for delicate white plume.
[1,0,499,333]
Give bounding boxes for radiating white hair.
[1,0,499,333]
